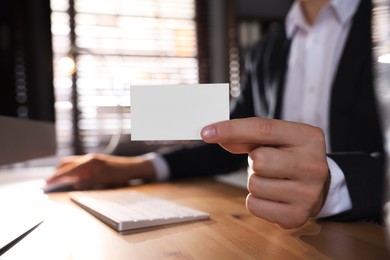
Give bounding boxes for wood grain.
[3,178,390,259]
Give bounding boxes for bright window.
[50,0,198,155]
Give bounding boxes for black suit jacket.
[162,0,385,222]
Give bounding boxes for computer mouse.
[42,182,75,193]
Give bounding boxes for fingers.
[201,117,323,151]
[46,154,99,185]
[247,146,297,179]
[220,119,328,228]
[245,148,329,228]
[247,172,322,209]
[247,166,320,229]
[247,174,296,203]
[246,193,310,229]
[46,163,85,185]
[46,154,147,191]
[56,155,83,169]
[248,145,327,179]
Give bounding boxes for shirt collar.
[286,0,361,38]
[332,0,360,24]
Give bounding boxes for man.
[46,0,385,228]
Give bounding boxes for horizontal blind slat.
[51,0,198,155]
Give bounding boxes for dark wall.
[0,0,54,122]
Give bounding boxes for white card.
[130,83,229,140]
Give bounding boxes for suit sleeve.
[325,152,385,222]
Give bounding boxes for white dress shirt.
[283,0,361,217]
[148,0,362,218]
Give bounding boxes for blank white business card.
[130,83,229,140]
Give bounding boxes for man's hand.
[201,117,330,228]
[45,153,156,190]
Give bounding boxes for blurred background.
[22,0,293,165]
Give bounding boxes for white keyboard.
[70,190,209,231]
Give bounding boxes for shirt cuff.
[141,152,170,181]
[316,157,353,218]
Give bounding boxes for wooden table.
[1,171,390,259]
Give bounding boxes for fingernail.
[201,126,216,139]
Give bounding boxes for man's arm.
[326,152,385,222]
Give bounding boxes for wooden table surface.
[2,177,390,260]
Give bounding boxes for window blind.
[51,0,199,156]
